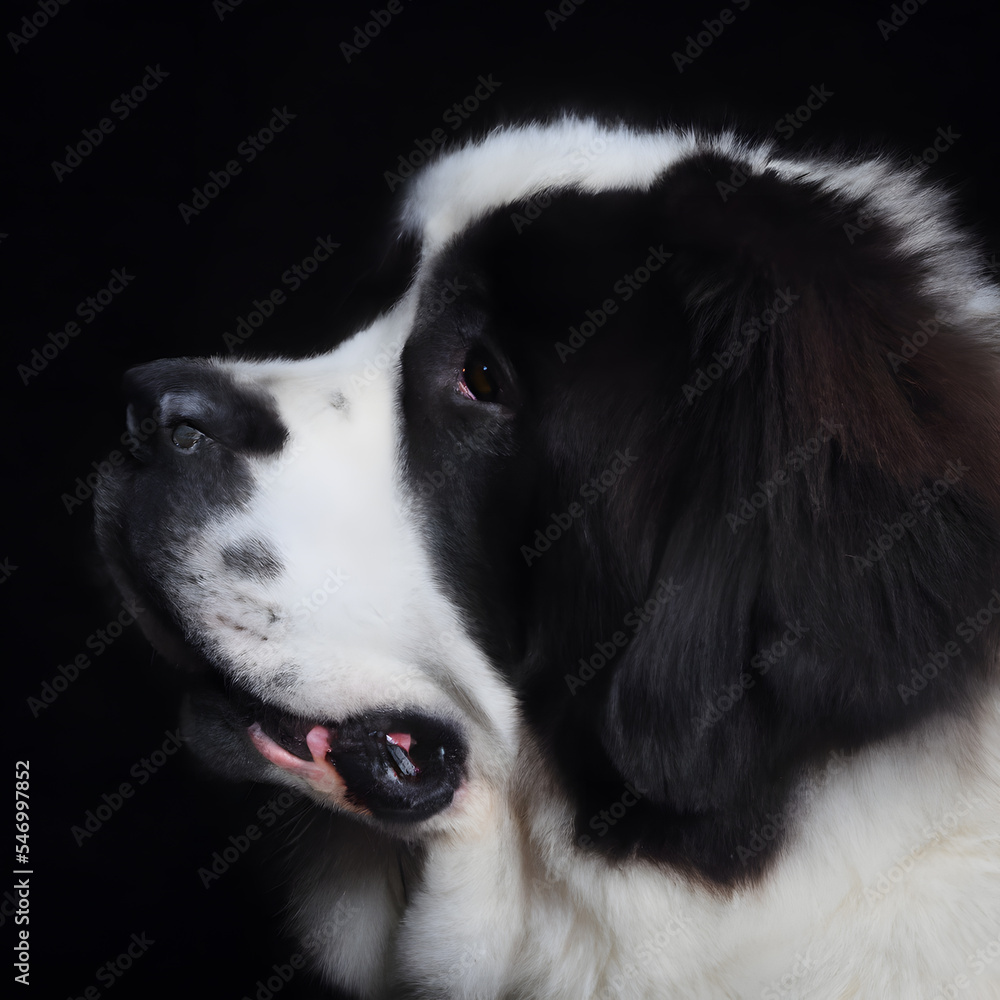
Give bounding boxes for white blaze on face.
[173,295,520,799]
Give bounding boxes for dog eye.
[171,423,206,450]
[460,351,503,403]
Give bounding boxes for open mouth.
[243,696,466,823]
[91,583,468,824]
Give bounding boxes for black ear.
[599,149,1000,825]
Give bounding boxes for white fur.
[287,706,1000,999]
[403,118,1000,332]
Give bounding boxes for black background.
[6,0,998,998]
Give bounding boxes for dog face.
[95,312,529,829]
[96,119,1000,992]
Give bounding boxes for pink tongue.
[248,723,373,817]
[249,723,333,779]
[305,724,333,762]
[386,732,412,753]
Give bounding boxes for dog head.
[96,119,1000,881]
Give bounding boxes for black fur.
[402,153,1000,884]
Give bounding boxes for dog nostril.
[171,423,207,451]
[383,733,421,777]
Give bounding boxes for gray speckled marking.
[221,538,283,580]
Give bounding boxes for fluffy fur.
[96,119,1000,999]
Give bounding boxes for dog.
[95,118,1000,999]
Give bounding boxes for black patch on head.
[402,152,1000,886]
[221,539,283,581]
[401,187,691,667]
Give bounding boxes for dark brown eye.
[171,423,206,450]
[460,351,502,403]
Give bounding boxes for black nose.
[122,358,287,456]
[329,712,467,824]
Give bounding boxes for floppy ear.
[599,149,1000,825]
